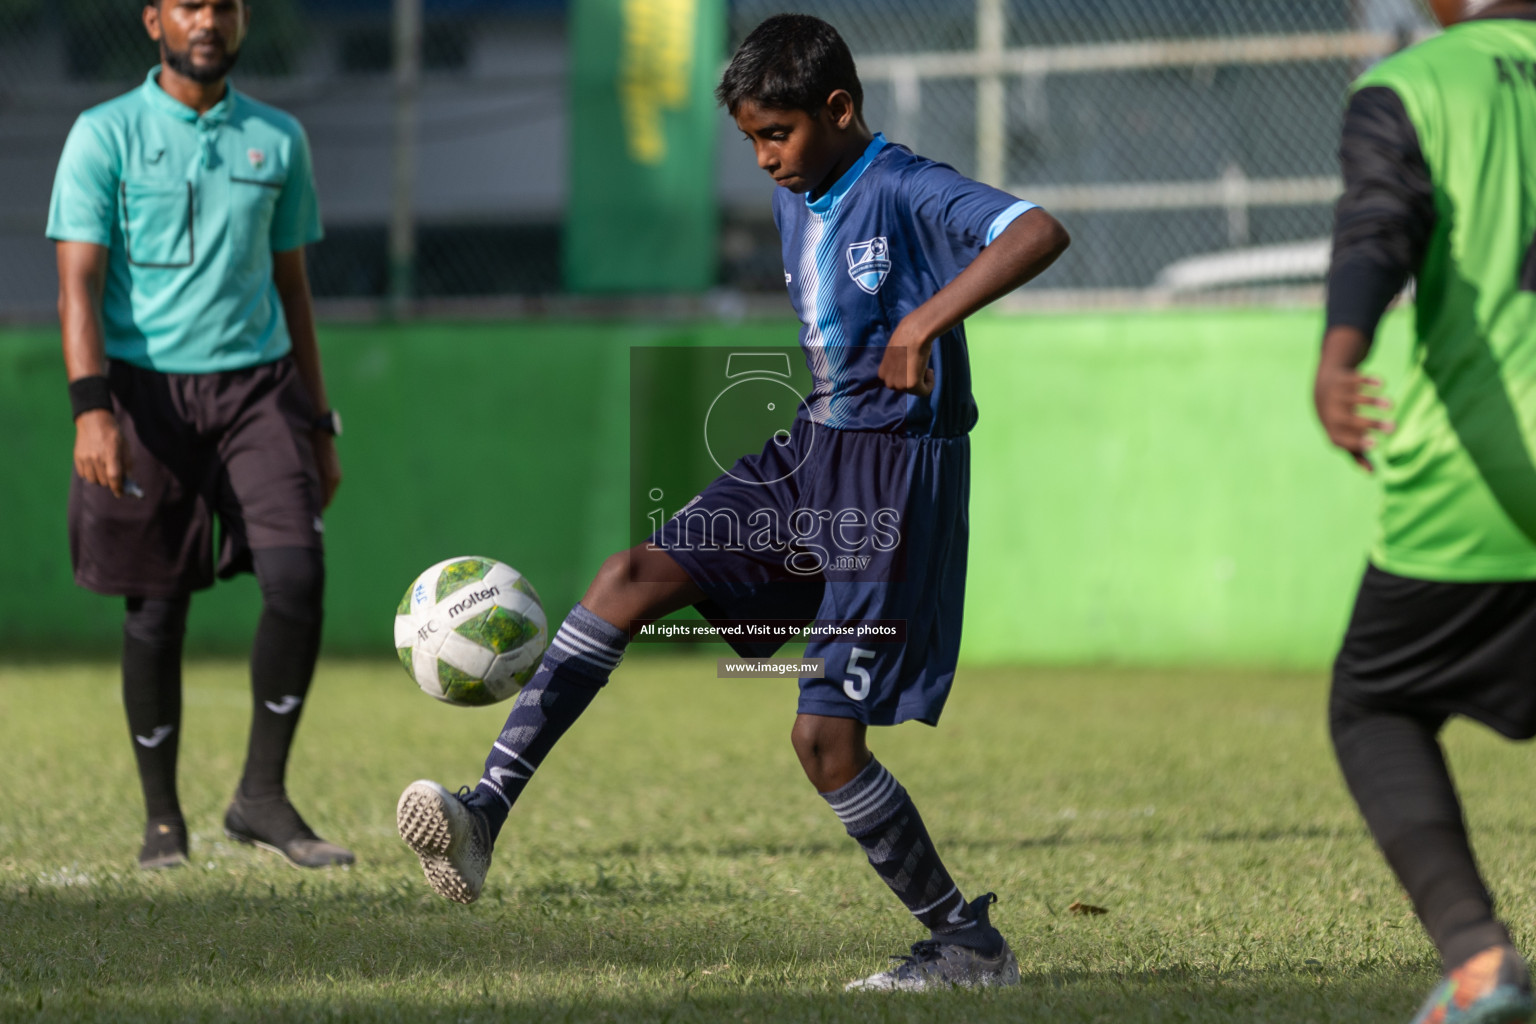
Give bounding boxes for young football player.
[397,13,1068,991]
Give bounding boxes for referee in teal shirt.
[47,0,352,870]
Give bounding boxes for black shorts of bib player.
[48,0,351,870]
[1316,0,1536,1019]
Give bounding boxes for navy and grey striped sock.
[470,603,626,838]
[823,758,990,943]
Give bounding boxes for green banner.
[565,0,722,292]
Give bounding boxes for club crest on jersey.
[247,148,266,169]
[846,237,891,294]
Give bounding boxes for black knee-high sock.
[240,547,324,800]
[123,596,190,824]
[821,758,1001,952]
[1330,691,1511,966]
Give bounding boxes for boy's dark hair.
[716,14,863,118]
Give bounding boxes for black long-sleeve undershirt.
[1324,86,1437,338]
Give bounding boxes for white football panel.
[412,646,443,696]
[491,586,543,624]
[482,560,519,592]
[438,629,496,678]
[415,614,450,657]
[496,641,544,677]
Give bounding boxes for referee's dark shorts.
[69,355,324,599]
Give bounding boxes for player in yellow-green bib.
[1317,1,1536,1021]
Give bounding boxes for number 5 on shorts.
[843,647,876,701]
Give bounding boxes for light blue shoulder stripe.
[986,200,1037,244]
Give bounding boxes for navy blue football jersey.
[773,134,1035,436]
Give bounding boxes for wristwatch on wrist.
[313,410,343,437]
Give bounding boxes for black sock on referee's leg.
[1330,690,1511,967]
[122,596,190,825]
[240,547,324,801]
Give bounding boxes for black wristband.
[312,410,342,436]
[68,375,113,420]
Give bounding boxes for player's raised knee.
[586,547,642,606]
[791,715,870,792]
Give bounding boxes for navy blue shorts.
[651,418,969,726]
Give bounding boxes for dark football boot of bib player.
[1410,946,1533,1024]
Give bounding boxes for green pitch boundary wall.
[0,309,1406,668]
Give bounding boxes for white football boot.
[845,892,1021,992]
[397,780,493,904]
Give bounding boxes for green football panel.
[512,575,542,605]
[435,558,496,602]
[455,604,539,655]
[396,588,412,616]
[397,645,414,679]
[437,660,495,706]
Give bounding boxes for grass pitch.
[3,657,1534,1023]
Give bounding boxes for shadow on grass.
[0,960,1436,1023]
[591,823,1366,861]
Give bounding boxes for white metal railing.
[858,25,1431,211]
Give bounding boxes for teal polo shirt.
[46,67,323,374]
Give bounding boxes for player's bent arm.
[1315,326,1392,473]
[273,246,341,507]
[1326,86,1435,343]
[879,208,1070,394]
[918,207,1070,336]
[1315,87,1427,472]
[57,240,130,496]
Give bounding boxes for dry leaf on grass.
[1068,901,1108,916]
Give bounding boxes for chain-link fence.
[0,0,1435,318]
[725,0,1435,294]
[0,0,568,317]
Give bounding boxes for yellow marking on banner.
[620,0,695,165]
